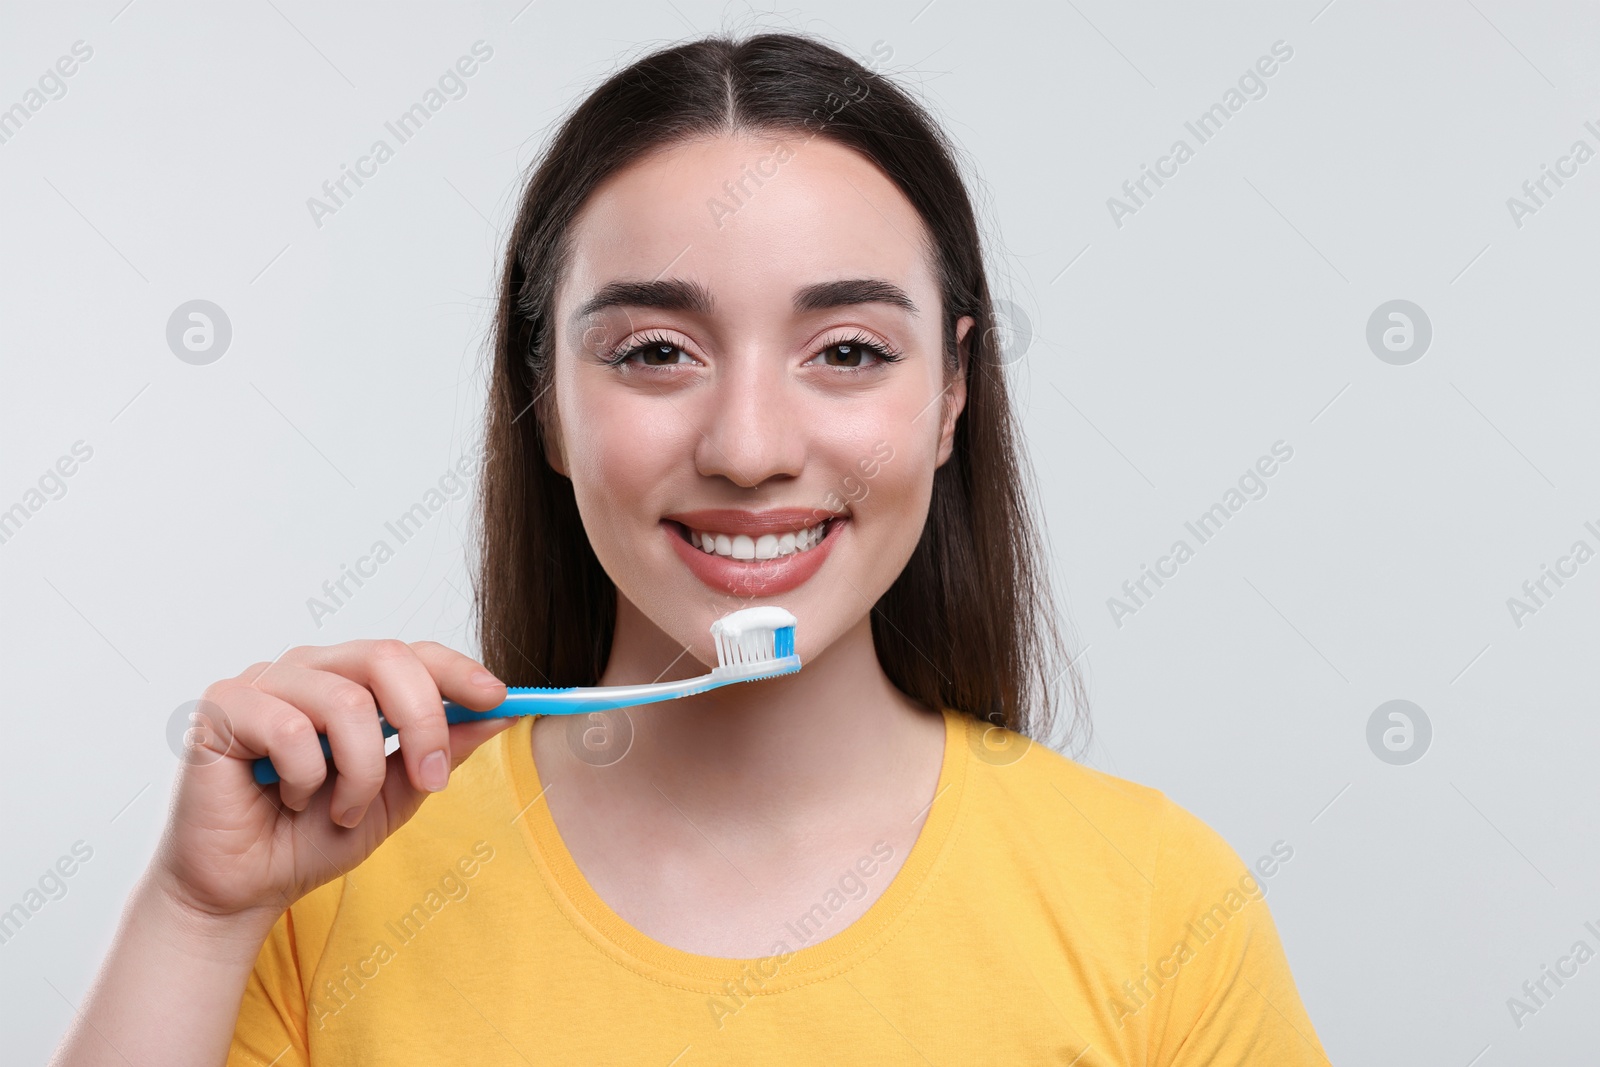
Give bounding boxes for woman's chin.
[612,519,885,673]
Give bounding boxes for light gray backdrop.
[3,0,1597,1062]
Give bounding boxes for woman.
[52,32,1329,1066]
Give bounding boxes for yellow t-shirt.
[228,708,1329,1065]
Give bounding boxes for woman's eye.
[636,343,685,366]
[824,342,869,367]
[613,340,690,367]
[815,339,899,368]
[611,337,897,369]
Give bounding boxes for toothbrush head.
[709,606,800,679]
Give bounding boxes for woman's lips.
[663,517,842,597]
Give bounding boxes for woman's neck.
[588,594,942,829]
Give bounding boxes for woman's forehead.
[558,134,937,320]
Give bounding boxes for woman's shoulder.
[948,711,1328,1058]
[949,709,1259,893]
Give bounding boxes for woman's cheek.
[569,393,675,486]
[845,434,929,534]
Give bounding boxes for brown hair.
[472,30,1089,753]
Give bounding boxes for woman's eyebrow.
[574,278,712,323]
[794,278,919,317]
[572,276,919,324]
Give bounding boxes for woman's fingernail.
[420,749,449,792]
[334,804,363,828]
[470,670,503,688]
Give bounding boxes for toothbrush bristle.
[714,625,780,668]
[708,607,798,670]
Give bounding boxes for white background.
[2,0,1598,1062]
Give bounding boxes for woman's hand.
[150,639,514,924]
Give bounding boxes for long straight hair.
[472,31,1089,753]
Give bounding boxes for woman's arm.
[46,640,515,1067]
[47,871,280,1067]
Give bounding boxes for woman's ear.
[540,399,570,478]
[936,316,973,467]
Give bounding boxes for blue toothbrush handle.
[250,699,533,786]
[248,658,799,787]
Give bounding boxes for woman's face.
[547,132,972,671]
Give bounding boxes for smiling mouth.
[670,517,836,561]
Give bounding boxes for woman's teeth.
[685,521,829,560]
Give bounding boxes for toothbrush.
[251,606,800,786]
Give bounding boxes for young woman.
[52,32,1329,1066]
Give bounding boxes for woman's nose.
[693,360,806,488]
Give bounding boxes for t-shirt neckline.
[502,706,970,993]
